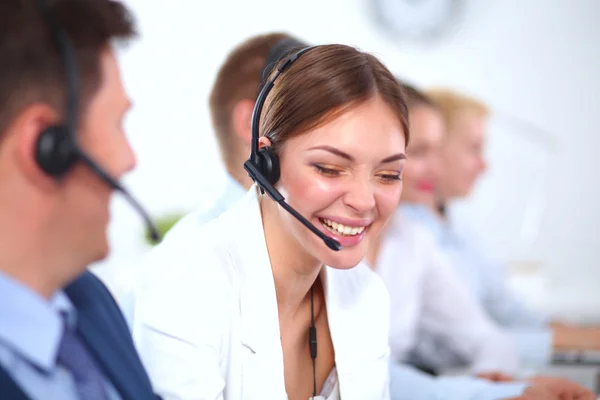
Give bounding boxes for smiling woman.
[132,43,408,400]
[260,95,407,270]
[258,44,408,272]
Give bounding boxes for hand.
[476,371,515,382]
[526,376,596,400]
[503,385,559,399]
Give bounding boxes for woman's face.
[400,105,444,206]
[272,96,406,270]
[439,111,488,199]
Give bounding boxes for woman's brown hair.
[260,44,409,154]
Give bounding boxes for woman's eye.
[378,173,402,183]
[313,164,341,177]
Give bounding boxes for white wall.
[94,0,600,321]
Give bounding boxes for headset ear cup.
[35,125,78,177]
[257,146,280,185]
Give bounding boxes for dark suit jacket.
[0,271,159,400]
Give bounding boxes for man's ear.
[10,103,61,190]
[232,99,255,147]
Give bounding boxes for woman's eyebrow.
[308,145,354,161]
[308,145,406,164]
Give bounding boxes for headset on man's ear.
[244,44,341,251]
[33,0,160,243]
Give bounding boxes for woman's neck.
[260,195,322,317]
[433,191,450,220]
[435,202,447,220]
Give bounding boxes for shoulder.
[65,271,133,343]
[132,200,245,344]
[387,211,438,247]
[141,200,241,286]
[65,270,121,312]
[378,212,442,271]
[136,214,238,293]
[66,269,107,294]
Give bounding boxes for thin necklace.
[309,284,317,398]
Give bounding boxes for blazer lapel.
[65,273,153,400]
[324,266,390,399]
[75,311,147,400]
[0,319,148,400]
[228,186,288,398]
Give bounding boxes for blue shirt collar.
[0,271,76,373]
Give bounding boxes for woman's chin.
[321,249,367,270]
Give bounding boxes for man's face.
[57,47,136,263]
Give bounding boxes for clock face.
[370,0,463,41]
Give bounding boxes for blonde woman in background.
[379,83,597,400]
[403,88,600,369]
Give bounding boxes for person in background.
[132,43,408,399]
[367,83,521,377]
[407,87,600,368]
[117,33,305,325]
[134,31,590,399]
[0,0,159,399]
[130,32,594,400]
[202,32,306,221]
[386,83,596,400]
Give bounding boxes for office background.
[93,0,600,324]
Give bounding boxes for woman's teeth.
[319,218,366,236]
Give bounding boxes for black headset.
[34,0,161,243]
[244,42,341,251]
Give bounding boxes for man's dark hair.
[208,32,295,166]
[0,0,137,139]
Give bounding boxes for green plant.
[144,213,186,246]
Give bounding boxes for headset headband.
[257,37,308,94]
[35,0,79,138]
[250,45,318,162]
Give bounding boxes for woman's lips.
[416,180,435,192]
[317,217,372,248]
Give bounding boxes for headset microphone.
[244,44,341,252]
[34,0,161,244]
[78,153,161,243]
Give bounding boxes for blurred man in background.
[0,0,159,398]
[203,32,303,220]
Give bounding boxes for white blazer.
[374,211,520,374]
[132,186,391,399]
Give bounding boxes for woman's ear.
[258,136,272,150]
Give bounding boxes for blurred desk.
[442,364,600,395]
[532,364,600,395]
[553,350,600,366]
